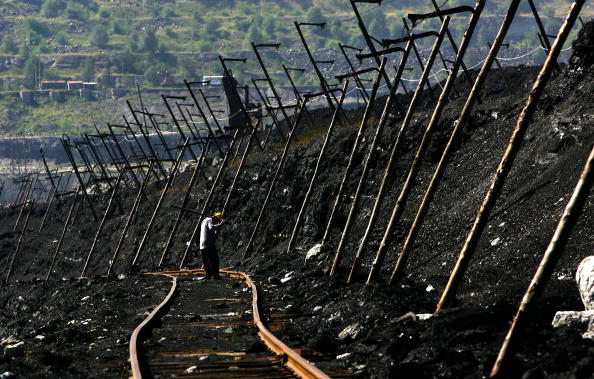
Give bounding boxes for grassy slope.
[0,0,589,136]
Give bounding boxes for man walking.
[199,212,226,279]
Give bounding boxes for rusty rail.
[130,269,330,379]
[129,275,178,378]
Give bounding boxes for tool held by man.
[171,205,232,225]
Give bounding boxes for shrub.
[55,31,69,45]
[91,25,109,48]
[40,0,66,17]
[65,1,86,20]
[99,8,110,18]
[0,35,18,54]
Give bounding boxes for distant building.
[67,81,83,90]
[203,76,223,86]
[40,81,67,90]
[83,82,97,90]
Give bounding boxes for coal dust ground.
[2,25,594,378]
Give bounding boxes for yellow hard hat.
[213,212,223,219]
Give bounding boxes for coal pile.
[1,22,594,378]
[570,20,594,66]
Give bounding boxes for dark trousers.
[200,247,219,278]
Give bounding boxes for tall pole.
[437,0,582,311]
[376,0,522,285]
[346,19,449,282]
[243,101,307,260]
[159,141,211,266]
[319,59,388,248]
[490,143,594,377]
[286,81,349,254]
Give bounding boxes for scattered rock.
[338,323,363,341]
[185,366,198,374]
[305,243,323,262]
[3,342,25,358]
[577,256,594,310]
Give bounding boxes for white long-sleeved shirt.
[199,217,221,249]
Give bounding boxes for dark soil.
[1,23,594,378]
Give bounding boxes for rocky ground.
[1,22,594,379]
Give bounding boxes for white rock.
[338,323,362,340]
[81,296,90,302]
[305,243,323,262]
[425,284,435,292]
[490,237,501,246]
[577,256,594,310]
[336,353,351,361]
[34,335,45,340]
[185,366,197,373]
[0,337,18,346]
[417,313,433,321]
[3,342,24,357]
[552,311,594,331]
[313,306,322,312]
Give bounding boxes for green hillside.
[0,0,589,135]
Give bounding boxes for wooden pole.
[5,200,35,283]
[222,122,260,214]
[346,18,449,282]
[490,143,594,377]
[319,56,389,248]
[159,141,211,267]
[131,141,188,269]
[437,0,583,311]
[106,161,155,276]
[243,101,307,260]
[80,170,125,278]
[377,0,521,285]
[385,0,485,284]
[46,193,78,281]
[286,81,349,254]
[178,129,241,269]
[38,173,64,233]
[329,54,408,274]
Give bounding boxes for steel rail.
[130,269,330,379]
[129,275,178,378]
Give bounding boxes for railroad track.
[129,269,349,378]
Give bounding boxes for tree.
[55,31,69,46]
[0,35,18,54]
[245,24,264,47]
[204,17,221,37]
[262,15,277,37]
[143,29,159,54]
[23,56,41,89]
[144,63,165,86]
[91,24,109,48]
[40,0,65,17]
[368,9,388,39]
[178,55,196,80]
[65,1,86,20]
[306,6,326,24]
[80,57,95,81]
[98,63,115,88]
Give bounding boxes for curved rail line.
[129,269,331,379]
